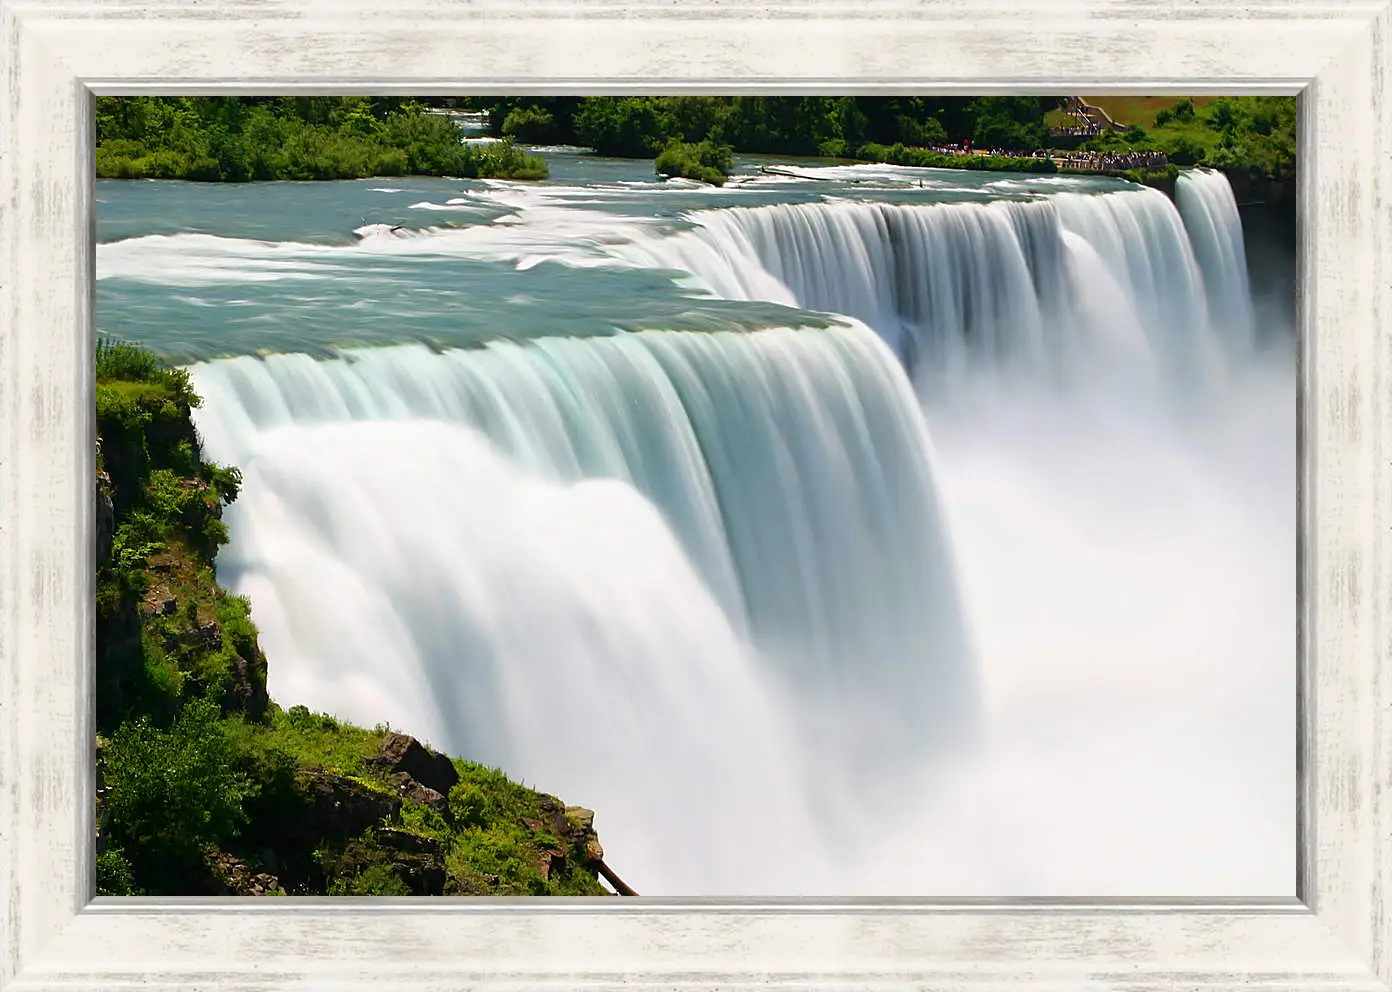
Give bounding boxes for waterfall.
[176,168,1291,896]
[616,184,1243,402]
[189,322,977,895]
[1175,167,1257,352]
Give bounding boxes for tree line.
[475,95,1294,188]
[480,96,1056,159]
[92,95,1295,188]
[95,96,547,181]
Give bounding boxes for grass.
[1079,95,1218,130]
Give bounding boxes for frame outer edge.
[0,6,92,989]
[1,0,1390,988]
[1304,2,1392,983]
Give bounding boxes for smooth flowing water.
[97,154,1294,896]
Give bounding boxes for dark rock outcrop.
[301,771,402,841]
[222,650,270,720]
[367,732,460,798]
[375,828,447,895]
[563,805,606,864]
[388,771,449,815]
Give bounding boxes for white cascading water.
[606,173,1292,895]
[191,324,977,894]
[190,170,1294,896]
[1175,168,1257,351]
[614,187,1239,407]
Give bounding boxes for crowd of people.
[923,142,1168,174]
[1053,149,1170,172]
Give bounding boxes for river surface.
[96,149,1296,897]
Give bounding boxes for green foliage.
[140,629,186,703]
[400,800,450,839]
[1118,163,1181,187]
[246,704,385,779]
[654,138,733,185]
[501,105,560,144]
[330,862,412,897]
[1080,129,1136,154]
[102,697,255,878]
[1140,96,1296,182]
[94,847,139,896]
[573,97,680,157]
[95,97,548,182]
[560,96,1063,160]
[965,96,1050,150]
[448,781,490,830]
[1154,97,1196,127]
[857,142,1057,174]
[897,114,948,147]
[440,765,606,895]
[96,337,196,404]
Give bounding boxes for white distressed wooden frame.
[1,0,1388,988]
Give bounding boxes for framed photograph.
[2,0,1389,988]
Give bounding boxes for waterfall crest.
[616,184,1251,403]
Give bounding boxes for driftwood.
[760,165,835,181]
[592,857,639,896]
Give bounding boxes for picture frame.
[2,0,1388,988]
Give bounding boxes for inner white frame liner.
[1,1,1389,988]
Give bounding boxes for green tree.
[573,97,679,157]
[101,696,255,881]
[501,106,559,144]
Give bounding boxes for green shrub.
[654,138,733,185]
[95,847,139,896]
[101,696,255,879]
[331,863,412,896]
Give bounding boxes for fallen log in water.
[761,165,836,182]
